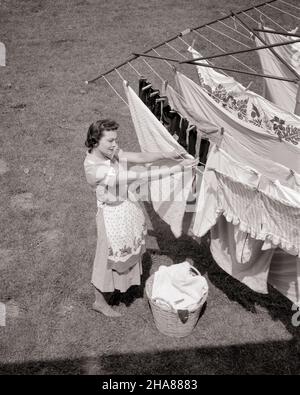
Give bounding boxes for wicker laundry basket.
[145,267,208,338]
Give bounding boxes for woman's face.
[95,130,118,159]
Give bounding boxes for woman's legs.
[93,288,122,317]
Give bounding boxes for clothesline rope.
[242,11,262,26]
[142,58,164,82]
[267,3,300,21]
[152,47,233,103]
[177,35,230,77]
[231,15,253,37]
[206,24,251,48]
[128,62,142,76]
[218,19,254,41]
[193,30,257,73]
[102,75,129,107]
[279,0,300,12]
[177,36,192,48]
[254,7,288,31]
[152,48,173,68]
[165,42,187,59]
[115,68,126,81]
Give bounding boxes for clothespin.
[124,80,129,87]
[216,127,225,150]
[142,83,152,92]
[155,97,166,103]
[191,39,196,49]
[290,169,295,176]
[186,124,196,133]
[233,16,237,31]
[245,81,253,91]
[172,64,177,73]
[162,80,168,91]
[150,90,159,98]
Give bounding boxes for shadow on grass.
[0,339,299,374]
[143,202,300,341]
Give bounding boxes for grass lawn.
[0,0,299,374]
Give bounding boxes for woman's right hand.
[180,157,199,168]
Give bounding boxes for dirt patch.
[0,159,9,175]
[10,193,34,211]
[0,249,15,269]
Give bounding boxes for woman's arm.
[119,150,188,164]
[111,158,198,185]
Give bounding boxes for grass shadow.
[0,339,299,374]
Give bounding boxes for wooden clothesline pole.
[133,52,298,82]
[132,52,179,63]
[180,38,300,64]
[178,62,299,82]
[253,28,300,38]
[86,0,279,83]
[232,11,300,81]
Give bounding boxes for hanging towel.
[255,27,299,113]
[124,81,194,238]
[161,80,219,138]
[188,46,246,95]
[188,46,300,145]
[174,70,300,172]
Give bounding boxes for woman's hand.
[162,150,185,160]
[180,157,199,168]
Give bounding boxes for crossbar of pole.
[180,38,300,64]
[86,0,279,83]
[132,52,180,63]
[184,61,298,82]
[232,11,300,80]
[253,28,300,38]
[134,52,298,82]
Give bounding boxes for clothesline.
[232,11,300,79]
[180,38,300,65]
[86,0,279,84]
[254,28,300,37]
[266,3,300,21]
[253,7,288,32]
[217,19,253,42]
[192,30,257,73]
[133,52,298,82]
[279,0,300,12]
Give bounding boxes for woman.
[84,119,196,317]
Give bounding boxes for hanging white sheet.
[123,81,194,238]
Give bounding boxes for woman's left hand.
[180,157,199,168]
[163,150,184,160]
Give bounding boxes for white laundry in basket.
[151,261,208,311]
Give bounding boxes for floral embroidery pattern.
[199,77,300,145]
[269,116,300,145]
[108,224,147,259]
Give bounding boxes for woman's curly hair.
[85,119,119,153]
